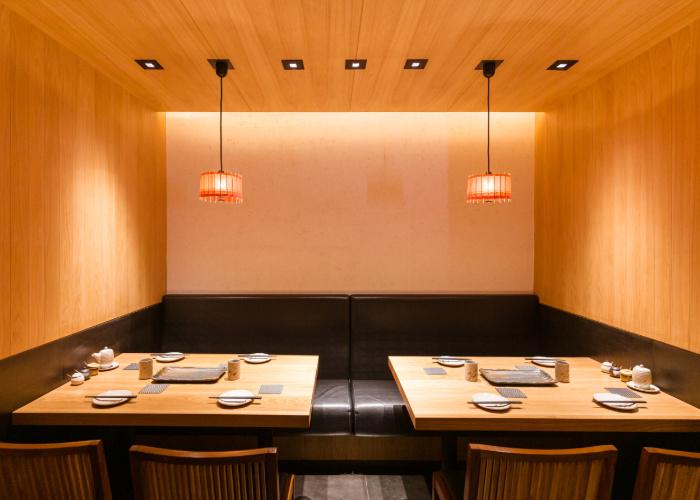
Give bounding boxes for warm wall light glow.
[199,171,243,204]
[466,173,512,203]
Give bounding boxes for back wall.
[167,112,534,293]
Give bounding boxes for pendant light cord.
[219,75,223,173]
[486,75,491,175]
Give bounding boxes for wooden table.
[13,353,318,428]
[389,356,700,432]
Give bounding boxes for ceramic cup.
[555,360,570,383]
[632,364,652,389]
[227,359,240,381]
[465,360,478,382]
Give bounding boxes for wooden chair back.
[0,440,111,500]
[633,447,700,500]
[130,445,282,500]
[465,443,617,500]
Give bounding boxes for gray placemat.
[123,363,139,370]
[423,367,447,375]
[259,384,283,394]
[605,387,641,398]
[139,383,169,394]
[496,387,527,398]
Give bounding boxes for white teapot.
[632,364,652,389]
[92,347,114,368]
[70,371,85,386]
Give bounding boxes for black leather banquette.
[162,294,539,436]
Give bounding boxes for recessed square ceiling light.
[282,59,304,70]
[404,59,428,70]
[547,60,578,71]
[345,59,367,70]
[135,59,163,70]
[474,59,504,71]
[207,59,235,70]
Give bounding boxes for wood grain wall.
[535,20,700,354]
[0,6,166,360]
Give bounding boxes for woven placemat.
[139,384,169,394]
[496,387,527,398]
[424,367,447,375]
[259,384,283,394]
[605,387,641,398]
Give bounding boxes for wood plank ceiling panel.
[2,0,700,111]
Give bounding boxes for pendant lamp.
[466,61,511,204]
[199,60,243,204]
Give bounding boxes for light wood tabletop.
[389,356,700,432]
[13,353,318,428]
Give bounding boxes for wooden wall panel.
[0,6,166,360]
[535,20,700,353]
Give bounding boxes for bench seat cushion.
[352,380,412,436]
[309,379,352,435]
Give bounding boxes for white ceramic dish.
[92,390,133,407]
[155,352,185,363]
[217,389,254,407]
[530,356,557,368]
[436,356,465,367]
[593,392,638,411]
[98,361,119,371]
[244,353,271,364]
[471,392,511,411]
[626,381,661,394]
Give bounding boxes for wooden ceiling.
[4,0,700,111]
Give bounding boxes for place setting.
[238,353,275,364]
[592,393,646,412]
[210,390,263,408]
[469,392,523,412]
[86,390,136,408]
[150,351,187,363]
[432,356,471,368]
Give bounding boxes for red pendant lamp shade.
[466,60,512,204]
[199,60,243,204]
[466,172,511,203]
[199,171,243,203]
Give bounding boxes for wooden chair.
[632,447,700,500]
[0,440,112,500]
[433,443,617,500]
[130,445,294,500]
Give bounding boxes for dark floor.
[294,475,431,500]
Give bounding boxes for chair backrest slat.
[0,440,111,500]
[633,447,700,500]
[130,445,280,500]
[466,444,617,500]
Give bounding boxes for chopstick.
[432,357,472,361]
[525,357,564,361]
[469,401,524,404]
[85,395,137,399]
[208,396,263,400]
[594,400,647,404]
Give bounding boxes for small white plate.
[530,356,557,368]
[471,392,511,411]
[627,381,661,394]
[593,392,638,411]
[98,361,119,371]
[244,353,271,364]
[155,352,185,363]
[92,390,133,407]
[436,356,465,367]
[217,389,254,407]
